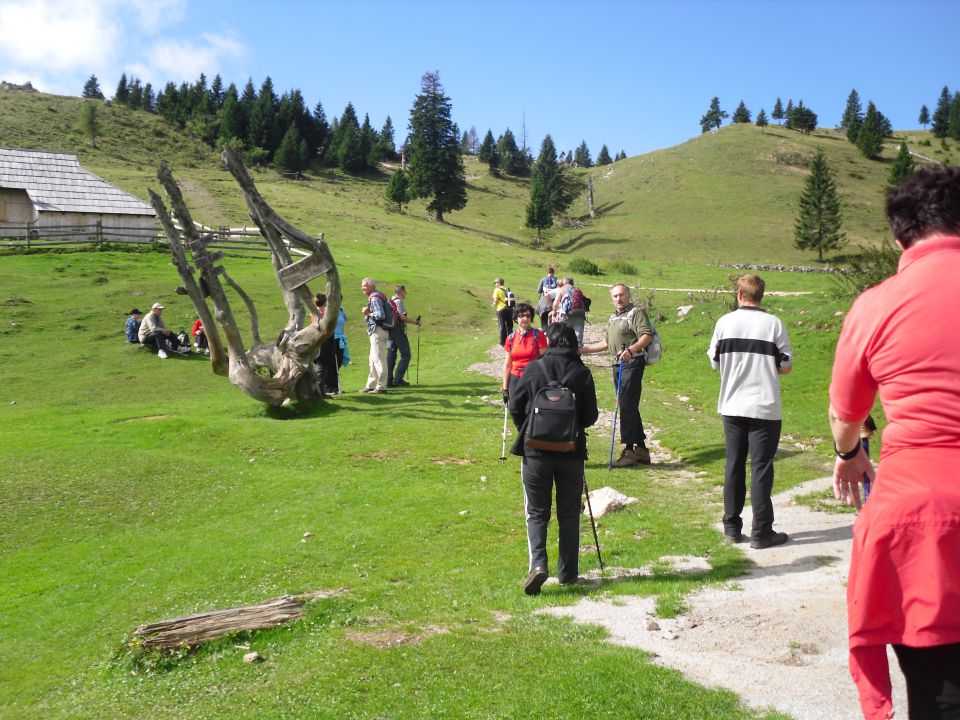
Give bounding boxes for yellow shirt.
[493,287,507,311]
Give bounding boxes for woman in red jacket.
[501,302,548,404]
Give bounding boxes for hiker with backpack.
[360,278,395,394]
[387,284,420,388]
[508,323,599,595]
[535,265,559,327]
[552,276,589,346]
[492,278,514,346]
[580,284,655,467]
[501,303,549,402]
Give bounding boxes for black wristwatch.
[834,443,860,461]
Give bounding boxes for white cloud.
[0,0,118,71]
[127,0,186,33]
[137,32,246,85]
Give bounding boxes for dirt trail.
[469,338,905,720]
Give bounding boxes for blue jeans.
[387,329,411,385]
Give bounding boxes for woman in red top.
[830,166,960,720]
[501,303,548,402]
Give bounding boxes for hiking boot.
[634,444,652,465]
[724,532,747,544]
[396,379,411,387]
[524,567,549,596]
[750,531,789,550]
[611,447,641,467]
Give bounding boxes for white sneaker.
[157,349,168,359]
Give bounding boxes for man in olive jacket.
[508,323,599,595]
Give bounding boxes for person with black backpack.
[360,277,396,394]
[508,323,599,595]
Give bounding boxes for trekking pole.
[607,345,626,469]
[416,316,422,385]
[582,472,604,570]
[499,403,509,462]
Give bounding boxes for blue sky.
[1,0,957,157]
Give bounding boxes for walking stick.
[500,403,509,462]
[416,316,422,385]
[582,472,604,570]
[608,345,626,469]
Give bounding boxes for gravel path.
[541,475,907,720]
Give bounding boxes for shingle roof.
[0,147,155,216]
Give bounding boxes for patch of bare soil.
[346,625,449,649]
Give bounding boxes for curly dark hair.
[886,165,960,248]
[513,302,535,321]
[546,322,577,349]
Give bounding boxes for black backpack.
[525,363,579,453]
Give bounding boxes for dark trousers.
[194,331,208,349]
[722,415,781,538]
[316,337,339,394]
[387,329,411,384]
[612,356,646,445]
[521,455,583,583]
[497,307,514,346]
[141,330,172,353]
[893,643,960,719]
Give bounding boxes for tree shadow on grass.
[594,200,624,216]
[551,231,631,254]
[443,220,524,246]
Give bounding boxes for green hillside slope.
[2,87,957,266]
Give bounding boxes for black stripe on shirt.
[714,338,788,367]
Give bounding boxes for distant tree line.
[927,85,960,140]
[700,96,818,135]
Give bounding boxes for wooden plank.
[276,252,333,292]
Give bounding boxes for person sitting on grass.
[192,318,208,354]
[124,308,142,343]
[138,303,185,359]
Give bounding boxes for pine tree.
[888,142,915,185]
[949,92,960,141]
[700,97,728,133]
[378,115,396,161]
[772,97,784,125]
[784,99,794,129]
[331,102,364,172]
[756,109,768,132]
[794,150,845,262]
[789,101,818,134]
[919,104,930,129]
[210,74,224,109]
[497,128,524,175]
[77,102,99,147]
[81,74,103,99]
[386,170,410,211]
[218,85,244,146]
[141,82,154,112]
[525,174,553,245]
[856,101,885,159]
[114,73,129,104]
[407,71,467,221]
[596,144,613,165]
[477,129,499,174]
[573,140,592,167]
[932,86,951,138]
[248,77,279,156]
[841,89,863,143]
[128,78,143,109]
[531,134,575,217]
[360,113,378,168]
[312,100,329,160]
[275,125,310,174]
[616,150,627,161]
[731,100,751,123]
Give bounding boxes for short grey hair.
[362,277,376,288]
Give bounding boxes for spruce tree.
[794,150,845,262]
[841,89,863,143]
[700,97,728,133]
[596,144,613,165]
[210,74,224,109]
[379,116,396,160]
[82,74,104,99]
[77,102,100,147]
[932,86,951,138]
[312,100,329,160]
[573,140,592,167]
[731,100,751,123]
[218,85,244,146]
[616,150,627,161]
[856,101,884,159]
[275,125,309,174]
[919,104,930,129]
[531,134,574,217]
[756,109,768,132]
[772,97,784,125]
[406,71,467,221]
[477,130,499,174]
[789,101,818,134]
[114,73,129,104]
[141,82,154,112]
[386,170,410,211]
[525,174,553,245]
[949,92,960,141]
[497,128,523,175]
[248,76,279,156]
[888,142,915,185]
[784,100,794,129]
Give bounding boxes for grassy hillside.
[3,87,957,266]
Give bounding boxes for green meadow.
[0,89,907,718]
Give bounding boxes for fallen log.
[132,590,336,649]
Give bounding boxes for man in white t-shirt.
[707,274,793,549]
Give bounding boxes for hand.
[502,389,510,404]
[617,347,633,363]
[832,448,875,510]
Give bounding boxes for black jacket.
[508,348,599,458]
